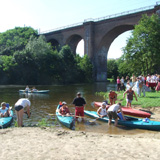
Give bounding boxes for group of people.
[58,92,86,122]
[25,86,38,92]
[58,91,126,127]
[97,102,125,126]
[0,98,31,127]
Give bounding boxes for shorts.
[75,106,84,118]
[126,99,132,103]
[15,105,23,111]
[108,111,117,120]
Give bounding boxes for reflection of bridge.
[42,4,160,81]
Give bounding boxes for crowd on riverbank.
[116,74,160,93]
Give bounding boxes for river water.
[0,83,156,135]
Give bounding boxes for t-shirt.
[108,104,120,113]
[72,97,86,106]
[0,108,8,115]
[15,98,31,108]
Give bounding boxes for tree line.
[107,14,160,80]
[0,27,93,85]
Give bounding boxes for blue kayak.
[84,110,160,131]
[19,90,50,94]
[0,110,13,129]
[56,105,75,130]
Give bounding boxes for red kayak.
[93,102,151,118]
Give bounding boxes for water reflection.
[0,83,157,135]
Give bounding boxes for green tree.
[76,54,93,82]
[123,14,160,75]
[107,59,119,80]
[0,27,38,56]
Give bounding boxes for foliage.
[107,59,119,80]
[76,54,93,83]
[38,118,49,128]
[0,27,93,84]
[0,27,38,56]
[122,14,160,76]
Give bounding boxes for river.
[0,83,155,135]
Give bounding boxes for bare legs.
[16,108,24,127]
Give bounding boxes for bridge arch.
[95,24,134,81]
[66,34,83,55]
[48,39,60,51]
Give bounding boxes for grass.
[96,91,160,108]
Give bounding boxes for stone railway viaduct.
[42,4,160,81]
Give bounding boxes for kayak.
[0,109,13,129]
[19,90,50,94]
[56,105,75,130]
[93,102,151,118]
[84,110,160,131]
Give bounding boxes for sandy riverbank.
[0,126,160,160]
[0,107,160,160]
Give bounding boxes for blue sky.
[0,0,159,58]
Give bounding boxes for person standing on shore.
[123,87,138,108]
[108,90,117,105]
[72,92,86,122]
[14,98,31,127]
[131,74,136,87]
[107,103,125,126]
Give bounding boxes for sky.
[0,0,159,59]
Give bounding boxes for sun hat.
[101,102,106,106]
[62,101,67,105]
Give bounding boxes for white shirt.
[98,106,107,116]
[0,108,8,115]
[15,98,31,108]
[108,104,120,113]
[147,76,151,82]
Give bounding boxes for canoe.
[93,102,151,118]
[56,105,75,130]
[0,109,13,129]
[84,110,160,131]
[19,90,50,94]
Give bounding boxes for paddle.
[88,117,100,123]
[48,113,86,119]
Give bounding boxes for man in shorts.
[72,92,86,122]
[107,103,125,126]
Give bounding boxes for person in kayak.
[14,98,31,127]
[0,102,10,117]
[108,90,117,105]
[72,92,86,122]
[31,87,38,92]
[25,86,30,92]
[123,87,138,108]
[107,103,125,126]
[97,102,108,118]
[58,101,71,116]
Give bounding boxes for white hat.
[62,101,67,105]
[101,102,106,106]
